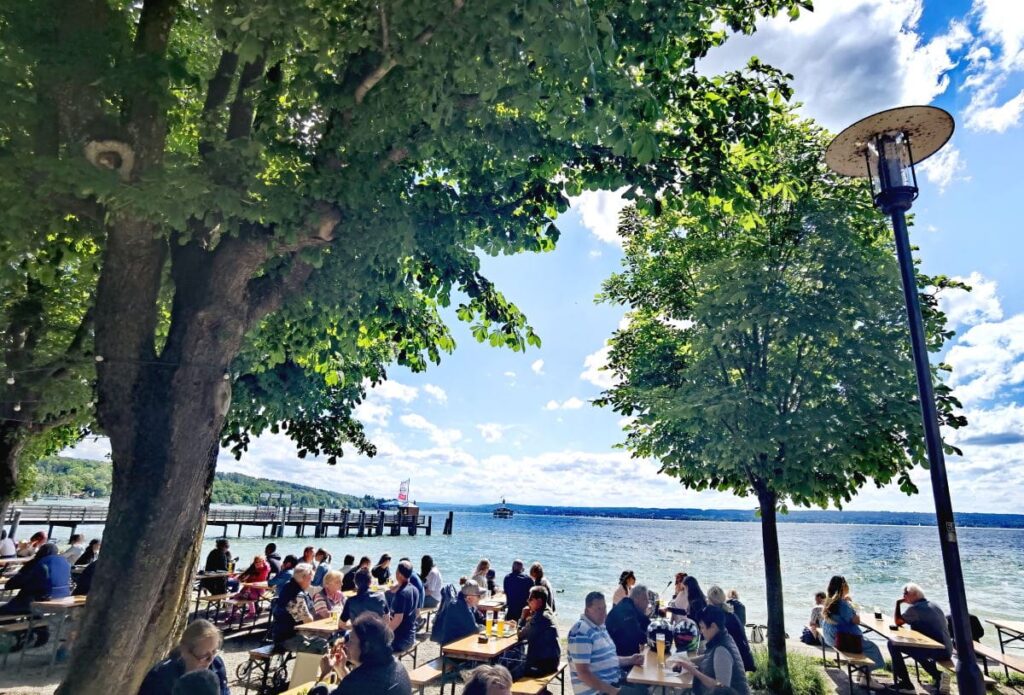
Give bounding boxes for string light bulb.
[5,377,14,385]
[94,355,104,362]
[13,403,21,412]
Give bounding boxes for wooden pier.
[4,505,454,540]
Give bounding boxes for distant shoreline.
[416,502,1024,529]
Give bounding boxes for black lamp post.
[826,106,985,694]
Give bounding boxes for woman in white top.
[421,555,443,608]
[668,572,689,624]
[612,570,636,605]
[0,531,15,559]
[529,562,556,612]
[471,558,490,592]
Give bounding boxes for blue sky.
[70,0,1024,514]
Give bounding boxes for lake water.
[23,510,1024,645]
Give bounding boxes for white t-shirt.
[0,537,15,557]
[424,567,443,601]
[62,544,85,564]
[670,587,689,623]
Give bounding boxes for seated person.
[471,559,491,592]
[72,560,98,596]
[0,530,15,558]
[1,543,71,615]
[313,612,412,695]
[75,539,101,566]
[264,542,282,579]
[171,670,221,695]
[339,554,356,577]
[514,586,561,679]
[673,606,750,695]
[200,539,230,595]
[463,664,513,695]
[889,583,953,694]
[229,555,271,620]
[667,573,689,623]
[268,554,298,596]
[707,585,755,672]
[17,531,47,557]
[421,555,442,609]
[387,561,419,652]
[568,591,644,695]
[820,576,885,677]
[343,556,371,591]
[62,534,86,564]
[398,556,425,608]
[726,589,746,626]
[801,591,827,645]
[312,570,346,620]
[340,567,388,627]
[431,579,486,645]
[503,559,534,621]
[605,583,651,657]
[371,554,392,585]
[312,548,332,587]
[270,563,315,650]
[138,619,229,695]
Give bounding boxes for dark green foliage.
[750,649,829,695]
[28,456,376,509]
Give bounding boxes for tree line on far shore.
[25,457,377,510]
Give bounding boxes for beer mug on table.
[656,633,666,666]
[485,611,494,638]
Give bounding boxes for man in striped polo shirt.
[569,591,647,694]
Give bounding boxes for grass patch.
[992,670,1024,687]
[750,648,830,695]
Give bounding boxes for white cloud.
[965,89,1024,132]
[580,345,617,389]
[503,371,516,378]
[699,0,970,132]
[569,188,629,246]
[946,313,1024,405]
[544,397,586,411]
[353,400,391,427]
[476,423,509,443]
[365,379,418,402]
[938,272,1003,329]
[589,249,603,258]
[918,144,968,192]
[422,383,448,404]
[398,413,462,447]
[973,0,1024,69]
[531,359,545,375]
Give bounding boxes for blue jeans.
[888,643,944,684]
[861,639,886,671]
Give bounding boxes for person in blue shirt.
[269,554,298,596]
[1,543,71,615]
[503,559,534,621]
[137,619,229,695]
[821,576,885,675]
[387,561,419,652]
[398,557,424,608]
[312,548,332,587]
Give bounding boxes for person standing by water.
[568,591,644,695]
[264,542,282,579]
[612,571,636,606]
[821,575,885,678]
[683,575,707,619]
[530,562,556,613]
[420,555,442,608]
[137,619,229,695]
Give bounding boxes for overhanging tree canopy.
[1,1,811,691]
[598,115,966,690]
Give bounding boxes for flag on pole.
[398,479,410,504]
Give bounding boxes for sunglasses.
[190,648,220,662]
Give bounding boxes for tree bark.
[0,425,27,529]
[757,485,792,695]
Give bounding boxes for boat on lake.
[493,498,514,519]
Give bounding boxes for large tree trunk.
[0,425,27,529]
[758,486,792,695]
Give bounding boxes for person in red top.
[229,555,270,620]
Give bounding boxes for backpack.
[430,583,461,644]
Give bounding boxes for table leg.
[997,627,1010,680]
[48,611,67,668]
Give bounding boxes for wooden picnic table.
[442,630,521,662]
[241,580,269,589]
[985,618,1024,679]
[296,616,341,636]
[31,595,88,668]
[627,648,693,694]
[343,589,357,599]
[479,596,507,615]
[861,616,945,650]
[0,557,30,567]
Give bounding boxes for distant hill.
[30,457,378,510]
[416,502,1024,529]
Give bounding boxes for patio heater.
[826,106,984,694]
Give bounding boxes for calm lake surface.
[25,509,1024,646]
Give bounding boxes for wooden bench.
[417,605,438,634]
[240,645,292,695]
[0,620,32,667]
[973,641,1024,678]
[409,656,448,694]
[396,636,424,668]
[512,661,568,694]
[819,642,877,691]
[196,593,231,620]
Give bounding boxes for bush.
[749,648,829,695]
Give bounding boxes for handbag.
[836,631,864,653]
[749,624,765,644]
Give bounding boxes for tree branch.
[226,54,267,141]
[245,258,317,328]
[199,50,239,156]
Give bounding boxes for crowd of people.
[3,533,960,695]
